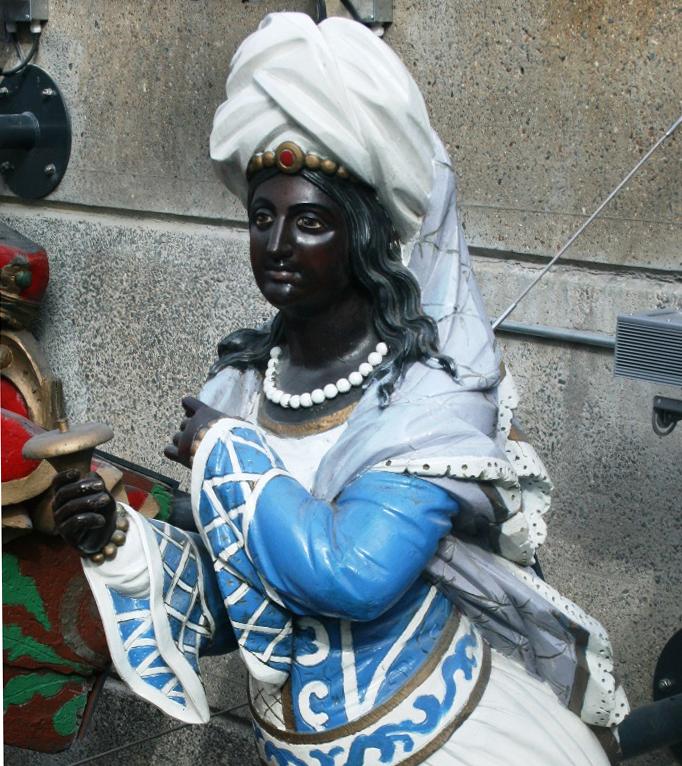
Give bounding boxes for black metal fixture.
[653,630,682,762]
[618,630,682,761]
[652,396,682,436]
[0,63,71,199]
[340,0,393,25]
[1,1,48,76]
[313,1,393,26]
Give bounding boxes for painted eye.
[297,215,324,231]
[252,211,273,229]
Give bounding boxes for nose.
[266,216,292,260]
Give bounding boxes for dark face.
[248,173,354,316]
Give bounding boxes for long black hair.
[208,167,456,407]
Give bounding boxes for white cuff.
[83,504,151,598]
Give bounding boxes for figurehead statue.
[51,14,626,765]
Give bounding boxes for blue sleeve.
[82,513,237,724]
[246,470,458,621]
[187,531,237,656]
[147,521,237,657]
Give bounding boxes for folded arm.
[193,418,459,622]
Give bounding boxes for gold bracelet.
[89,505,129,565]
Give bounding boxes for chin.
[261,282,304,309]
[263,289,335,319]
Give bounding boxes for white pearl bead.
[264,340,389,408]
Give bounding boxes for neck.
[281,291,375,369]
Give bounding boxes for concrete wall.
[2,2,680,764]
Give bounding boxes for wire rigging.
[66,701,250,766]
[1,31,41,77]
[493,113,682,330]
[315,0,328,22]
[339,0,363,22]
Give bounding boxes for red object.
[0,236,49,303]
[1,409,43,482]
[3,535,110,752]
[280,149,295,167]
[3,536,109,674]
[1,377,29,418]
[4,666,91,752]
[125,485,147,510]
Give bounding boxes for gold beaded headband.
[247,141,353,182]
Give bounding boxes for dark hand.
[164,396,224,468]
[53,469,117,555]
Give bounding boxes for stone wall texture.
[2,1,680,764]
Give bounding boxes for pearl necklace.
[264,342,389,409]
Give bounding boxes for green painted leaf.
[53,691,88,736]
[3,670,83,713]
[3,624,89,674]
[151,483,173,521]
[2,552,51,630]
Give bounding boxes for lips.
[265,269,302,284]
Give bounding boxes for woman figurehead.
[207,11,500,423]
[51,14,626,747]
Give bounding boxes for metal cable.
[493,113,682,330]
[1,32,40,77]
[339,0,363,21]
[66,701,249,766]
[315,0,328,22]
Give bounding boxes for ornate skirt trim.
[402,645,490,766]
[250,612,490,765]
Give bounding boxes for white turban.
[210,12,436,241]
[210,11,500,393]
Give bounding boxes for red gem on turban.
[279,149,295,167]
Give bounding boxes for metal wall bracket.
[0,63,71,199]
[618,630,682,762]
[347,0,393,24]
[652,396,682,437]
[653,630,682,762]
[324,0,393,25]
[2,0,49,26]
